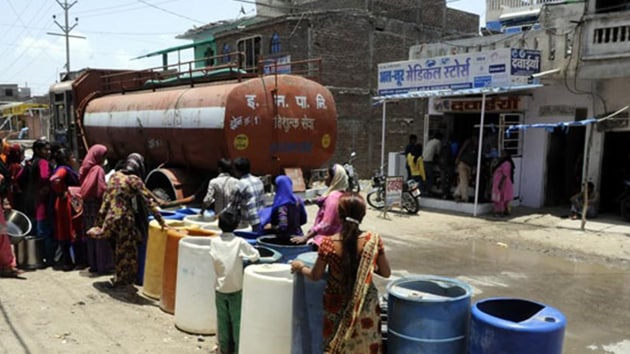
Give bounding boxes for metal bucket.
[15,236,45,270]
[5,210,32,245]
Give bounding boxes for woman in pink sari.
[491,150,515,217]
[291,164,348,248]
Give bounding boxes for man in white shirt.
[422,132,443,196]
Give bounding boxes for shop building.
[398,0,630,213]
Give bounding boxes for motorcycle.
[366,170,420,214]
[343,151,361,193]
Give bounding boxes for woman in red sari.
[291,192,391,353]
[49,148,80,270]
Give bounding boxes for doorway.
[600,131,630,213]
[545,126,585,206]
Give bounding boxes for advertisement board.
[385,176,404,207]
[377,48,541,95]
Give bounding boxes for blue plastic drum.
[291,252,326,354]
[256,235,313,263]
[469,297,566,354]
[387,275,472,354]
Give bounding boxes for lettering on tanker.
[295,96,309,109]
[274,116,316,133]
[246,94,259,110]
[316,94,327,110]
[275,95,288,108]
[230,115,261,130]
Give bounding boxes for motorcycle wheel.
[401,192,419,214]
[621,197,630,221]
[349,177,361,193]
[367,190,385,209]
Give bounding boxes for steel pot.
[15,236,45,270]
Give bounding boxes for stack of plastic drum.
[256,235,312,263]
[387,275,472,354]
[239,263,294,354]
[469,297,566,354]
[160,227,217,314]
[142,220,185,299]
[174,236,217,335]
[291,251,326,354]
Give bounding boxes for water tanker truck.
[49,66,337,200]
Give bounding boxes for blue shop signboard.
[377,48,541,95]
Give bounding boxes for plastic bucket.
[291,251,326,354]
[160,227,217,314]
[142,220,185,299]
[256,235,313,263]
[174,236,217,335]
[469,297,566,354]
[239,264,294,354]
[387,275,472,354]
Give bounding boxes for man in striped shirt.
[231,157,265,231]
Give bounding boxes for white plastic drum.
[239,263,294,354]
[183,214,221,232]
[174,236,217,335]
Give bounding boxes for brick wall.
[202,3,477,176]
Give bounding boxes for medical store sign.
[377,48,541,95]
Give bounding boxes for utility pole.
[47,0,85,76]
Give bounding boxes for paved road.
[0,203,629,353]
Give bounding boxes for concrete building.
[403,0,630,213]
[163,0,479,176]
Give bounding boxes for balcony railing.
[583,13,630,60]
[487,0,566,12]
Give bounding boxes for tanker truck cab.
[49,60,338,203]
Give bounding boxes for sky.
[0,0,485,97]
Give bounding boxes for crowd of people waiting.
[0,140,392,353]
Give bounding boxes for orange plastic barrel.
[160,227,218,314]
[142,220,185,299]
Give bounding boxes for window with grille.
[270,32,281,54]
[237,35,262,70]
[222,43,232,63]
[500,113,523,156]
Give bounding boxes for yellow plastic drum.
[142,220,186,299]
[160,227,218,314]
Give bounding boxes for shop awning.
[373,84,543,103]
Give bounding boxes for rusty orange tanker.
[50,67,337,199]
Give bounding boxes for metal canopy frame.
[373,84,544,216]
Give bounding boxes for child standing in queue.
[209,211,259,354]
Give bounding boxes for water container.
[148,210,186,221]
[234,227,258,246]
[291,251,326,354]
[387,275,472,354]
[256,235,313,263]
[15,236,45,270]
[182,214,219,232]
[254,245,282,264]
[469,297,566,354]
[142,220,185,299]
[174,236,217,335]
[239,263,294,354]
[160,227,217,314]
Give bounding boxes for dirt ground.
[1,203,628,353]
